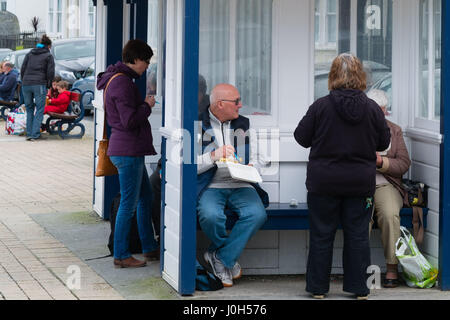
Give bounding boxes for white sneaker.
[204,251,233,287]
[231,262,242,280]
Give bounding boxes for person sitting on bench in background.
[44,81,70,114]
[0,62,19,102]
[197,83,268,287]
[47,75,62,100]
[366,89,411,288]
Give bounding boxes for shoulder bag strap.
[412,206,424,245]
[102,73,125,140]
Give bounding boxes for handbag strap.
[102,73,125,140]
[412,206,424,245]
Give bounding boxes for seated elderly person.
[197,83,268,287]
[0,62,19,102]
[366,89,411,288]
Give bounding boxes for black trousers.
[306,193,373,296]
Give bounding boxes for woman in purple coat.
[97,39,159,268]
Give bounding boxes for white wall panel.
[260,182,279,203]
[410,140,440,167]
[279,163,307,203]
[280,137,310,162]
[165,183,180,214]
[426,211,439,237]
[411,162,440,190]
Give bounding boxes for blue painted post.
[179,0,200,295]
[439,0,450,291]
[103,0,123,219]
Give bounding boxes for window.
[146,0,162,98]
[57,0,62,33]
[315,0,338,49]
[48,0,54,32]
[327,0,337,43]
[314,0,393,113]
[199,0,273,116]
[419,0,441,121]
[88,0,95,36]
[48,0,63,34]
[1,1,6,11]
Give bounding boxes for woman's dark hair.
[52,76,62,83]
[40,34,52,47]
[122,39,153,64]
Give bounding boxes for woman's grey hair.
[367,89,389,108]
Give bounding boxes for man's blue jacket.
[0,69,19,101]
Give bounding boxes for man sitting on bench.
[197,83,268,287]
[0,62,19,102]
[367,89,411,288]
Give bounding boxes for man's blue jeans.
[197,188,267,269]
[110,156,159,260]
[22,85,46,139]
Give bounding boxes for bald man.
[196,83,268,287]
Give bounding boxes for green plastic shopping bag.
[395,226,438,288]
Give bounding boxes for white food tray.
[216,161,262,184]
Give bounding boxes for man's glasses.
[219,97,241,106]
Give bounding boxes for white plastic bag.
[395,226,438,288]
[5,106,26,136]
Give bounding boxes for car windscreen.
[17,53,28,69]
[53,40,95,60]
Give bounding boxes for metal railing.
[0,31,46,50]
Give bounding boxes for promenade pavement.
[0,117,123,300]
[1,115,450,301]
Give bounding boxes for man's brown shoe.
[143,249,160,261]
[114,257,146,268]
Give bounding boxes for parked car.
[3,48,32,74]
[50,37,95,86]
[314,60,391,100]
[0,48,12,62]
[368,68,441,115]
[71,61,95,115]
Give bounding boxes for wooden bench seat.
[46,112,79,121]
[222,202,428,230]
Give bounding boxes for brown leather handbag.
[95,73,124,177]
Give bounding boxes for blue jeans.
[22,85,47,139]
[197,188,267,268]
[110,156,158,260]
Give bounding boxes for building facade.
[5,0,95,38]
[92,0,449,295]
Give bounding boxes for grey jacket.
[21,48,55,88]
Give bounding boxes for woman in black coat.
[21,34,55,141]
[294,53,391,300]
